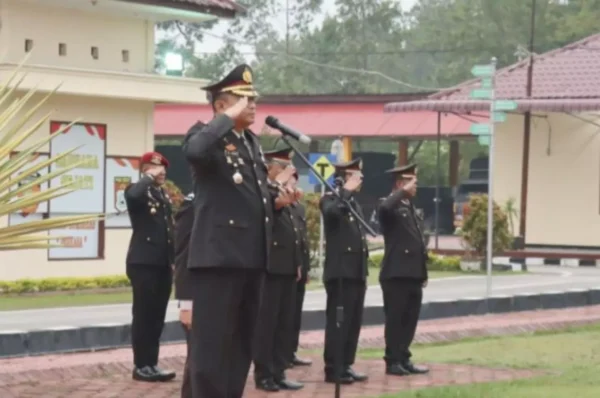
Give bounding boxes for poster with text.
[49,122,106,213]
[105,157,140,228]
[8,152,50,226]
[48,215,101,259]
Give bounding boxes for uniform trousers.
[189,268,262,398]
[289,277,307,360]
[181,325,192,398]
[323,279,366,368]
[126,263,172,368]
[253,274,297,381]
[380,278,423,365]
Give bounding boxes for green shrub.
[461,194,512,257]
[427,253,461,271]
[301,192,322,268]
[369,253,383,268]
[0,275,130,294]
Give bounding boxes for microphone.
[265,116,312,145]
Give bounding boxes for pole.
[334,277,344,398]
[434,111,441,249]
[486,57,498,298]
[318,183,325,269]
[519,0,537,238]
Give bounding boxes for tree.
[0,65,103,250]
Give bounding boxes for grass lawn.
[361,323,600,398]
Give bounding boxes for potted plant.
[459,194,513,272]
[503,197,524,249]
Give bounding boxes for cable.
[192,30,453,91]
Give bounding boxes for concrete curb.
[2,287,600,358]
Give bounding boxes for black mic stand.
[279,136,376,398]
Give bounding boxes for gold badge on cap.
[151,154,162,165]
[242,68,253,84]
[289,151,295,159]
[358,159,363,170]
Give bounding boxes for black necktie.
[240,133,254,159]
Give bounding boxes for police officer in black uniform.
[125,151,176,383]
[287,173,313,369]
[182,64,295,398]
[253,148,303,392]
[319,158,369,385]
[174,192,195,398]
[377,163,430,376]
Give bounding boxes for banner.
[105,157,140,228]
[48,216,101,260]
[49,122,106,213]
[8,152,50,226]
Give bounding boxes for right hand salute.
[275,165,297,185]
[224,96,249,120]
[343,173,363,192]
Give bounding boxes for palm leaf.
[0,61,105,251]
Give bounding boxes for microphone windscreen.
[265,116,279,128]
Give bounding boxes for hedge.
[368,252,461,272]
[1,253,462,294]
[0,275,130,294]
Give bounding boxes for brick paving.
[1,305,599,397]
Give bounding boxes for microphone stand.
[279,135,374,398]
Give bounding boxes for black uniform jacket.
[174,195,194,301]
[289,202,310,281]
[182,115,274,270]
[125,175,174,266]
[377,190,428,281]
[319,189,369,282]
[268,195,302,276]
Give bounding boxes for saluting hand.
[224,97,249,120]
[180,309,192,329]
[403,176,418,196]
[343,173,363,192]
[275,165,296,185]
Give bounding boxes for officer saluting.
[253,148,303,392]
[286,172,313,369]
[124,151,176,383]
[182,64,287,398]
[320,158,369,385]
[377,164,429,376]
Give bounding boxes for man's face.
[215,93,257,128]
[396,175,417,197]
[345,170,363,191]
[144,165,167,185]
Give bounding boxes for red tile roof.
[431,32,600,101]
[155,103,487,138]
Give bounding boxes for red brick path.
[1,305,599,397]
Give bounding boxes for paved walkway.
[2,305,599,397]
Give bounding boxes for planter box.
[460,259,481,271]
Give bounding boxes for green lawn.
[361,323,600,398]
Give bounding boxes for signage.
[48,216,101,259]
[105,157,141,228]
[308,153,336,185]
[49,122,106,213]
[471,64,495,77]
[494,100,518,111]
[470,89,492,99]
[470,123,491,135]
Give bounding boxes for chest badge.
[233,170,243,184]
[150,207,157,215]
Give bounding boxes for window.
[91,46,99,60]
[122,49,129,63]
[24,39,33,53]
[58,43,67,56]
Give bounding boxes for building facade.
[0,0,241,280]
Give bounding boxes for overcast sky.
[163,0,419,55]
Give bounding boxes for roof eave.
[384,99,600,114]
[121,0,245,19]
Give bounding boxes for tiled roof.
[142,0,245,17]
[431,32,600,101]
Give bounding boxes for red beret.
[140,152,169,168]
